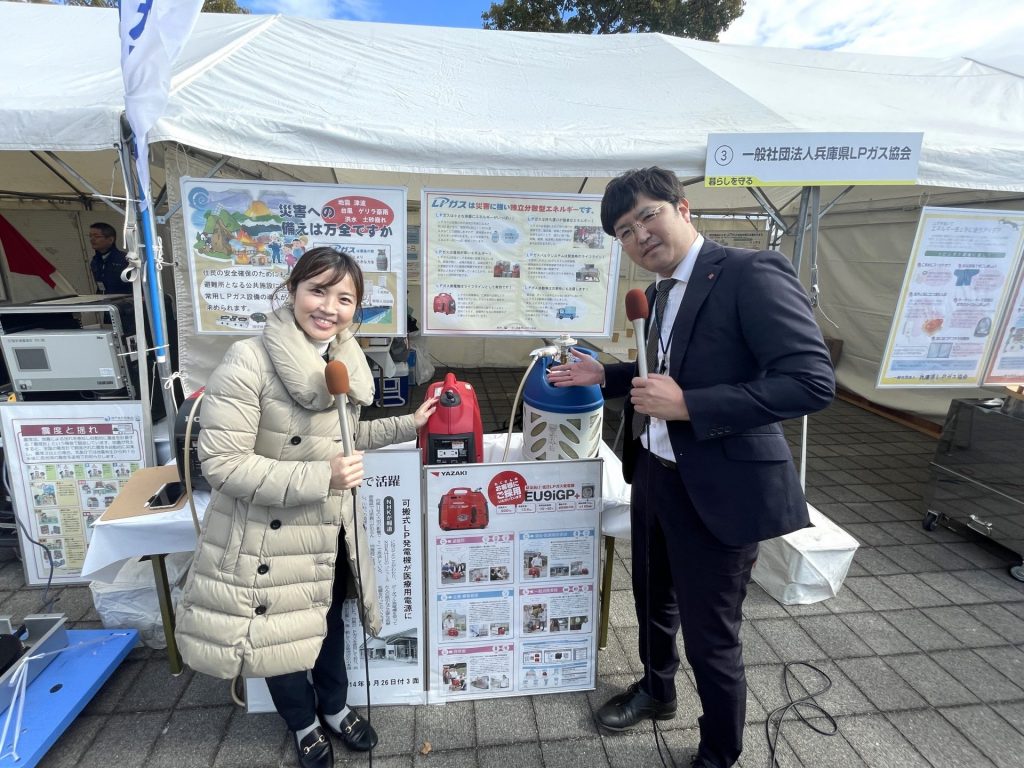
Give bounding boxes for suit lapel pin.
[707,272,715,279]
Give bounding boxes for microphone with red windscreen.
[625,288,650,378]
[324,360,354,457]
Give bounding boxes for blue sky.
[244,1,491,29]
[244,0,1024,57]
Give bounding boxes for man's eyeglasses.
[614,203,667,244]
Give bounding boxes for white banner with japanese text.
[705,132,922,187]
[246,448,426,711]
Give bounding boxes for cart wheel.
[1010,564,1024,583]
[922,511,940,531]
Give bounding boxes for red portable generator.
[419,372,483,465]
[432,293,456,315]
[439,487,489,531]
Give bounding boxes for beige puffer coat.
[175,307,418,680]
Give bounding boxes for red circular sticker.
[488,471,527,506]
[320,196,395,229]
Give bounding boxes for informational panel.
[420,189,619,337]
[879,208,1024,387]
[705,132,923,188]
[0,401,145,586]
[697,216,771,251]
[179,178,407,336]
[425,458,602,702]
[247,449,426,711]
[984,266,1024,385]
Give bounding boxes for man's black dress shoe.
[293,726,333,768]
[594,681,677,731]
[321,708,378,752]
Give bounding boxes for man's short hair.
[89,222,117,241]
[600,167,686,236]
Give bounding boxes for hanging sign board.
[705,132,922,188]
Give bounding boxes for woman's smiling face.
[291,271,358,341]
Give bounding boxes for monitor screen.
[13,347,50,371]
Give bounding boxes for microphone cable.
[763,661,836,767]
[642,417,682,768]
[3,459,57,614]
[348,483,375,767]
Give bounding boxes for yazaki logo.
[320,196,395,228]
[431,470,468,477]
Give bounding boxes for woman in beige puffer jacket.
[175,248,435,767]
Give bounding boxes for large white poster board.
[179,178,407,336]
[420,189,619,337]
[425,458,602,702]
[878,207,1024,387]
[0,401,145,586]
[247,449,426,711]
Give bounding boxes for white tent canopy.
[4,4,1023,192]
[2,3,1023,418]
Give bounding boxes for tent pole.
[118,125,178,431]
[116,140,157,468]
[791,187,811,275]
[157,155,231,225]
[39,151,126,216]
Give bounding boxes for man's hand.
[630,373,690,421]
[547,347,605,387]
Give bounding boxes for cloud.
[244,0,381,22]
[719,0,1024,57]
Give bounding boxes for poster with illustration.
[0,401,145,585]
[878,208,1024,387]
[420,189,619,336]
[180,178,407,336]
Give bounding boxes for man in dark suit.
[548,168,835,768]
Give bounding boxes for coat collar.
[262,307,374,410]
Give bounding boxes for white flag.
[119,0,203,210]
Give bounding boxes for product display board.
[878,207,1024,387]
[420,189,619,337]
[0,401,145,585]
[179,177,407,336]
[247,448,426,712]
[342,449,426,705]
[425,458,602,702]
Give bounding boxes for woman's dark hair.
[600,167,685,236]
[276,246,365,308]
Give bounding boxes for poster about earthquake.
[180,178,407,336]
[420,189,619,337]
[0,402,145,585]
[425,458,601,702]
[878,208,1024,387]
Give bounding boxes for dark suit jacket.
[606,239,835,546]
